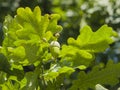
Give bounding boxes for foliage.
[70,60,120,90]
[1,0,120,64]
[0,6,120,90]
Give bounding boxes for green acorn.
[50,41,60,58]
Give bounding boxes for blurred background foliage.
[0,0,120,89]
[0,0,120,73]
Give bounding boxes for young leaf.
[60,25,117,67]
[1,6,62,65]
[68,25,117,52]
[47,14,62,33]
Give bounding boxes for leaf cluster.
[0,6,120,90]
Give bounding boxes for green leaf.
[21,43,40,65]
[33,6,41,23]
[58,66,75,75]
[16,7,34,25]
[60,45,94,67]
[38,14,49,37]
[44,72,59,81]
[0,54,10,73]
[68,25,116,52]
[44,65,74,82]
[2,6,62,66]
[43,64,60,81]
[77,65,87,70]
[11,68,24,81]
[46,74,65,90]
[0,80,16,90]
[60,25,117,67]
[0,75,26,90]
[70,61,120,90]
[11,46,25,59]
[47,14,62,33]
[0,72,6,84]
[22,72,39,90]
